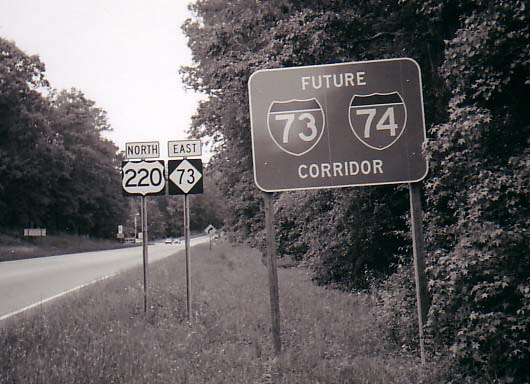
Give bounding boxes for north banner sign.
[125,141,160,159]
[248,58,428,192]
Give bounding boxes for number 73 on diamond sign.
[168,159,203,195]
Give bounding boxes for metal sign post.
[183,194,192,321]
[141,196,149,313]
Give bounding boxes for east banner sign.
[248,58,428,192]
[168,140,202,158]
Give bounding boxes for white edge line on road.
[0,273,117,322]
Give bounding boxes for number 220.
[124,168,163,187]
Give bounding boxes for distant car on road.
[173,238,181,244]
[164,238,172,245]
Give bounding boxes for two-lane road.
[0,236,209,320]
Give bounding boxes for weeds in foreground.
[0,242,445,383]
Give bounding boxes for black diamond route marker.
[168,159,203,195]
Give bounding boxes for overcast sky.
[0,0,203,156]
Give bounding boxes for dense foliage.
[182,0,529,381]
[0,38,127,238]
[421,1,530,381]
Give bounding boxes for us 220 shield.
[267,98,325,156]
[348,92,407,151]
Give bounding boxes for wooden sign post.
[409,182,429,364]
[263,192,282,354]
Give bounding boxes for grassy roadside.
[0,232,134,262]
[0,241,446,383]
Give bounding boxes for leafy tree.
[155,196,183,238]
[0,37,60,228]
[418,1,530,380]
[188,165,226,232]
[276,187,409,289]
[1,38,127,238]
[47,89,127,237]
[360,1,529,381]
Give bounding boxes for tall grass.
[0,242,445,383]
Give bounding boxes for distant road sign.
[204,224,216,234]
[168,159,203,195]
[168,140,202,158]
[125,141,160,159]
[248,58,428,192]
[121,160,166,196]
[24,228,46,237]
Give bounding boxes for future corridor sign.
[248,58,428,192]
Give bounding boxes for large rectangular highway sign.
[248,58,428,192]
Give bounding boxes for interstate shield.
[267,98,325,156]
[348,92,407,151]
